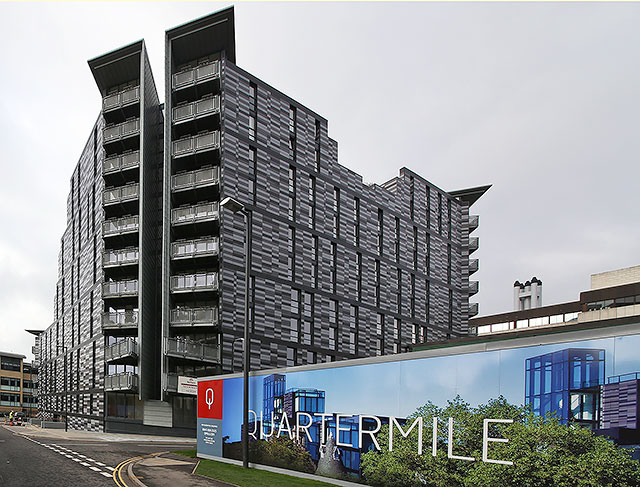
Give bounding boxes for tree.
[361,396,640,487]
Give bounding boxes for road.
[0,425,194,487]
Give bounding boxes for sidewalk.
[128,453,231,487]
[2,421,196,444]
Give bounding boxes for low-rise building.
[0,351,38,417]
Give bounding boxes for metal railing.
[469,302,479,317]
[22,387,36,394]
[103,216,139,237]
[469,259,479,274]
[165,337,220,363]
[105,339,138,362]
[103,248,139,267]
[101,310,139,329]
[103,119,140,143]
[171,238,219,260]
[102,280,138,298]
[170,272,218,293]
[103,86,140,111]
[172,61,220,90]
[608,372,640,384]
[173,96,220,123]
[172,131,220,157]
[103,151,140,174]
[103,183,139,205]
[172,166,220,191]
[170,307,219,327]
[171,202,219,226]
[0,401,21,407]
[104,372,139,392]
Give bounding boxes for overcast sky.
[2,2,639,360]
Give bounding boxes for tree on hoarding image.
[224,435,316,474]
[361,396,640,487]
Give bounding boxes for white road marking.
[100,472,112,478]
[72,458,82,462]
[95,462,105,466]
[80,462,90,467]
[89,466,102,472]
[104,466,115,471]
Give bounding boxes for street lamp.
[220,196,252,469]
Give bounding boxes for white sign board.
[177,376,198,395]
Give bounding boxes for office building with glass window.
[37,7,487,435]
[0,351,38,417]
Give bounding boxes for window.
[314,120,321,172]
[289,106,296,160]
[248,115,256,141]
[288,227,295,280]
[288,166,296,221]
[287,347,297,367]
[356,253,362,301]
[1,356,20,372]
[397,269,402,313]
[377,209,384,255]
[395,217,400,263]
[409,176,415,220]
[438,193,443,235]
[353,198,360,246]
[311,236,319,287]
[333,187,340,238]
[425,234,431,275]
[413,226,418,270]
[249,82,257,141]
[375,259,381,307]
[410,274,416,318]
[249,147,257,204]
[308,176,316,228]
[330,242,337,293]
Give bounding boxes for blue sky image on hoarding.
[221,334,640,442]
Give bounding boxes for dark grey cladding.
[37,6,487,433]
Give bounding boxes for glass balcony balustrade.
[105,339,138,362]
[171,166,220,191]
[171,202,219,226]
[171,238,219,260]
[469,215,479,232]
[102,310,138,329]
[103,248,139,268]
[103,216,139,236]
[469,281,479,295]
[104,372,138,392]
[469,237,479,253]
[170,307,219,328]
[173,96,220,123]
[0,385,20,392]
[165,337,220,363]
[469,259,479,274]
[470,302,479,316]
[172,61,220,90]
[0,401,21,407]
[103,86,140,112]
[170,272,218,293]
[102,280,138,298]
[103,119,140,143]
[103,183,139,205]
[103,151,140,175]
[172,131,220,157]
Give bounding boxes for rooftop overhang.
[88,40,143,96]
[166,7,236,66]
[25,329,44,336]
[0,351,26,360]
[448,184,492,207]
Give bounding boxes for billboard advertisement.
[198,330,640,485]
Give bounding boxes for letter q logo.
[206,388,215,410]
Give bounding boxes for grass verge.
[172,450,338,486]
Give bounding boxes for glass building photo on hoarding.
[36,6,488,435]
[199,324,640,480]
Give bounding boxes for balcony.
[105,339,138,363]
[22,387,36,394]
[172,61,220,90]
[165,337,220,364]
[172,131,220,158]
[170,307,219,328]
[102,310,138,331]
[173,96,220,124]
[469,215,479,232]
[469,259,479,275]
[103,86,140,112]
[104,372,139,392]
[103,151,140,175]
[103,248,139,268]
[469,236,479,254]
[102,279,138,298]
[171,202,219,226]
[469,280,479,296]
[171,238,219,260]
[170,272,218,293]
[469,302,479,317]
[103,119,140,144]
[103,216,139,237]
[0,401,20,407]
[172,166,219,192]
[0,385,20,392]
[103,183,139,206]
[165,373,179,393]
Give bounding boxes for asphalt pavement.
[0,423,198,487]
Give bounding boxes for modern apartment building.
[0,351,38,417]
[37,7,487,434]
